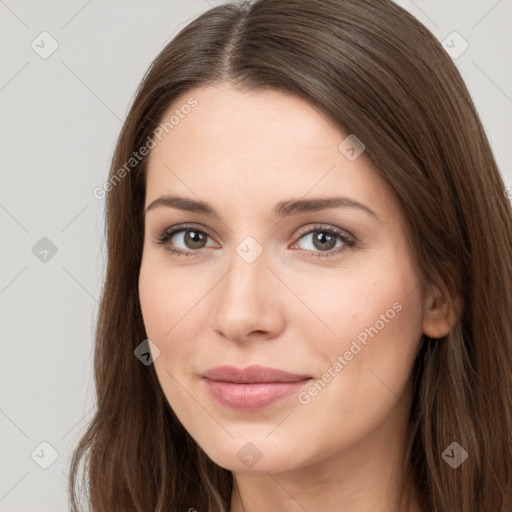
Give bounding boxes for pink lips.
[201,365,312,411]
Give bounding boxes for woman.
[69,0,512,510]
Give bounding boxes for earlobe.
[422,285,463,339]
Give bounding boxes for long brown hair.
[68,0,512,510]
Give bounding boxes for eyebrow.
[145,194,380,221]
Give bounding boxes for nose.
[211,247,286,344]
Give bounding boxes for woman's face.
[139,83,430,475]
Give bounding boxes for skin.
[138,83,457,512]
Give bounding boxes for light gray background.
[1,0,511,510]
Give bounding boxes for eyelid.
[156,222,216,240]
[153,222,356,258]
[155,222,355,243]
[154,223,219,248]
[293,223,355,242]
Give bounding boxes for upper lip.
[201,365,312,384]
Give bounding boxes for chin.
[199,436,305,474]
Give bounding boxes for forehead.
[149,85,344,170]
[144,84,399,221]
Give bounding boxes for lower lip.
[203,378,311,411]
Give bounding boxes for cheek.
[296,247,424,396]
[312,266,424,413]
[325,233,424,357]
[138,260,204,414]
[287,261,423,356]
[138,258,219,395]
[139,257,208,341]
[288,271,423,458]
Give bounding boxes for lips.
[201,365,312,410]
[202,364,311,383]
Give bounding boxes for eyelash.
[153,223,356,259]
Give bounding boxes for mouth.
[201,365,313,411]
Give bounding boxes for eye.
[153,223,356,259]
[291,224,356,258]
[153,224,217,257]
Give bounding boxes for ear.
[422,282,463,339]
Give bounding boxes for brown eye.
[154,224,218,256]
[181,229,208,249]
[292,225,356,259]
[311,231,338,251]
